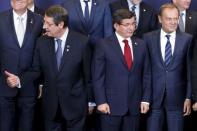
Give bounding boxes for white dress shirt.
[160,29,176,61]
[13,10,27,47]
[54,28,69,54]
[80,0,92,17]
[115,32,134,60]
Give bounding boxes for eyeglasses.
[43,20,56,27]
[119,23,136,28]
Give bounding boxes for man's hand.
[97,103,110,114]
[4,71,19,88]
[183,99,191,116]
[192,102,197,111]
[141,103,149,114]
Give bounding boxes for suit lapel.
[110,34,133,70]
[168,31,181,68]
[48,38,59,74]
[155,30,166,67]
[129,37,138,72]
[185,11,192,33]
[58,31,73,72]
[8,10,20,48]
[22,10,33,48]
[74,0,88,31]
[110,34,128,69]
[88,0,98,30]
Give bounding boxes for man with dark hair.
[143,3,191,131]
[6,5,92,131]
[0,0,43,131]
[92,9,151,131]
[110,0,158,38]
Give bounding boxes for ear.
[58,21,65,29]
[114,23,118,30]
[158,15,162,24]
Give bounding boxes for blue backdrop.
[0,0,197,12]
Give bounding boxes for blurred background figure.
[110,0,158,38]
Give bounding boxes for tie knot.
[180,12,184,17]
[18,16,23,22]
[123,39,129,45]
[131,5,136,12]
[166,35,171,40]
[56,39,62,46]
[84,0,89,3]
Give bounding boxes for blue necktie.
[165,35,172,67]
[56,39,62,70]
[131,5,136,15]
[84,0,90,23]
[179,12,185,32]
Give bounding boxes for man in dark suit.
[110,0,158,38]
[6,5,92,131]
[27,0,44,16]
[61,0,113,47]
[143,3,191,131]
[0,0,43,131]
[172,0,197,37]
[92,9,151,131]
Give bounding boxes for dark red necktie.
[123,39,132,70]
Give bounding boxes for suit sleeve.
[185,36,192,100]
[92,41,107,105]
[20,38,42,87]
[191,38,197,102]
[82,41,94,102]
[142,41,152,103]
[104,3,113,38]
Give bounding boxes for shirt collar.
[13,9,27,20]
[55,28,69,43]
[115,32,131,43]
[160,29,176,39]
[127,0,140,10]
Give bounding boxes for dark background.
[0,0,197,12]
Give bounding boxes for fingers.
[192,103,197,111]
[97,103,110,114]
[4,70,19,88]
[141,103,149,114]
[183,100,191,116]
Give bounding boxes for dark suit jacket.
[0,9,43,97]
[92,34,151,116]
[110,0,158,38]
[21,30,91,120]
[143,30,192,110]
[34,6,45,16]
[61,0,113,46]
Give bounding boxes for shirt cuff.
[17,78,21,88]
[141,102,150,105]
[88,102,96,107]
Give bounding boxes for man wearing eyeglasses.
[0,0,43,131]
[5,5,92,131]
[92,9,151,131]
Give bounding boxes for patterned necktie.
[123,39,132,70]
[165,35,172,67]
[84,0,90,23]
[56,39,62,70]
[131,5,136,15]
[179,12,185,32]
[16,16,25,47]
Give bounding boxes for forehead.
[121,17,135,23]
[44,15,54,22]
[161,8,179,17]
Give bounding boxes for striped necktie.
[165,35,172,67]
